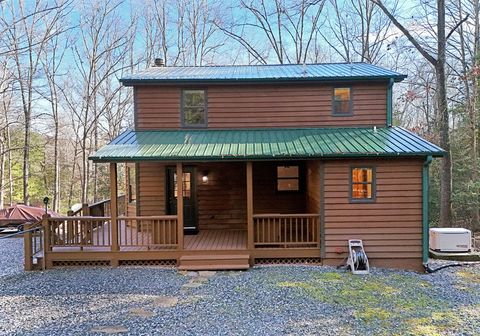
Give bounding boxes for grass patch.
[276,270,467,334]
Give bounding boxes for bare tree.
[372,0,469,227]
[322,0,396,64]
[1,0,71,205]
[216,0,326,64]
[62,0,137,203]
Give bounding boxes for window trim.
[349,166,376,203]
[181,88,208,128]
[276,163,303,193]
[332,86,353,116]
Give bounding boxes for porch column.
[176,162,184,250]
[246,161,254,250]
[110,163,119,252]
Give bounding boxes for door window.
[173,172,191,198]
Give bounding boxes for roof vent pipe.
[153,58,165,67]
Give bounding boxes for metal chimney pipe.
[154,58,165,67]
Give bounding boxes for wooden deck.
[184,230,247,250]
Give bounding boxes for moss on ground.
[276,270,472,335]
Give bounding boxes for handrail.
[0,225,42,239]
[253,213,319,249]
[253,213,318,218]
[70,194,126,216]
[119,215,178,220]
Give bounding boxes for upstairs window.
[182,89,207,127]
[350,167,375,202]
[277,165,300,191]
[333,87,352,115]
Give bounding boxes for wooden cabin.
[27,63,444,272]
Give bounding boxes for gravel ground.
[0,238,479,336]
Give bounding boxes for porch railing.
[253,214,319,248]
[47,217,111,249]
[120,216,178,249]
[42,215,178,251]
[70,195,126,217]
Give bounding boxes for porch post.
[110,163,119,253]
[246,161,254,250]
[176,162,184,249]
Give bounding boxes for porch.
[25,210,321,270]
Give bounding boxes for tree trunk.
[437,0,452,227]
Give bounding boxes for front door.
[167,167,198,234]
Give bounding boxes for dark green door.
[167,167,198,234]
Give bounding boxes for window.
[127,166,136,203]
[333,87,352,115]
[350,167,375,202]
[173,172,191,198]
[182,89,207,127]
[277,165,300,191]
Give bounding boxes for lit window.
[277,165,300,191]
[174,172,191,198]
[351,167,375,201]
[333,87,352,115]
[182,89,207,127]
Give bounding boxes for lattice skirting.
[254,257,322,265]
[52,260,111,267]
[119,259,177,267]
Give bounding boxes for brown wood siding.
[323,159,423,265]
[137,162,166,216]
[253,162,306,214]
[196,163,247,230]
[136,87,180,129]
[135,83,387,129]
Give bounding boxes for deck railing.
[23,221,44,271]
[47,217,111,249]
[42,215,178,251]
[253,214,319,248]
[70,195,126,217]
[119,216,178,249]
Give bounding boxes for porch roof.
[90,127,445,162]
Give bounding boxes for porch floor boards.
[184,230,247,250]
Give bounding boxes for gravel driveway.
[0,237,479,336]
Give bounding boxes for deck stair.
[178,254,250,270]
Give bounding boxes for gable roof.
[120,62,406,85]
[90,127,444,162]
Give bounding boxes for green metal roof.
[120,62,406,85]
[90,127,445,162]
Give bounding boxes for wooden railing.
[70,195,126,217]
[47,217,111,249]
[23,221,44,271]
[42,215,178,251]
[119,216,178,249]
[253,214,319,248]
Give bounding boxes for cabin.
[25,63,445,272]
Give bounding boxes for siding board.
[323,158,423,268]
[135,83,387,129]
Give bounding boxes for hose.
[352,249,368,270]
[424,261,480,273]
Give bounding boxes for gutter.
[422,155,433,264]
[386,78,394,127]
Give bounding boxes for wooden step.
[178,254,250,271]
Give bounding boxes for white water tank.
[429,228,471,252]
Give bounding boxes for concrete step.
[178,254,250,271]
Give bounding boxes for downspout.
[422,155,433,265]
[386,78,394,127]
